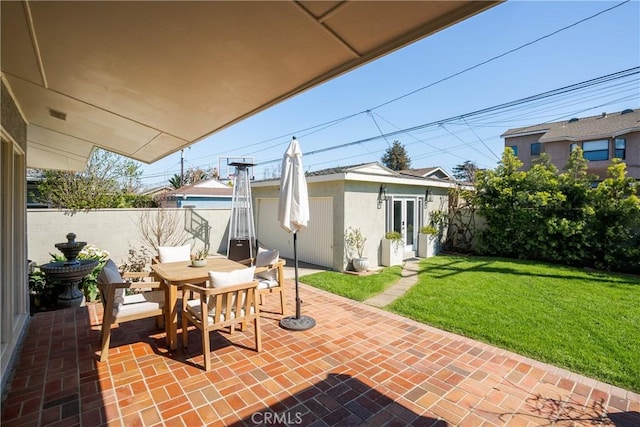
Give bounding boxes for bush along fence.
[472,148,639,274]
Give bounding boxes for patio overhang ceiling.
[1,0,499,171]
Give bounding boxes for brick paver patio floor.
[2,280,639,426]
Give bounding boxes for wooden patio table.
[151,257,248,350]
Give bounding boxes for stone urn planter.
[345,227,368,272]
[352,257,370,272]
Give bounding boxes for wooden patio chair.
[97,259,167,362]
[238,247,287,315]
[181,266,261,371]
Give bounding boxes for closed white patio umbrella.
[278,137,315,331]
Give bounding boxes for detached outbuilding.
[251,162,458,272]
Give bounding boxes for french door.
[390,198,417,252]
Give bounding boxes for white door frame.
[387,196,418,251]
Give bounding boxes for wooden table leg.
[165,283,178,350]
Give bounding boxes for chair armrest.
[123,271,157,280]
[99,281,164,290]
[254,258,286,274]
[235,257,254,267]
[182,281,258,296]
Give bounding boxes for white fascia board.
[330,171,459,189]
[252,172,468,190]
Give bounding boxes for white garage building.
[251,162,457,271]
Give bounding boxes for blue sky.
[140,0,640,187]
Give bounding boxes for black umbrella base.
[280,315,316,331]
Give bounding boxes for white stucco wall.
[344,181,386,268]
[27,208,231,266]
[251,177,456,271]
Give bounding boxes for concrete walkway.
[364,257,421,307]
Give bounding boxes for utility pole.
[180,149,184,186]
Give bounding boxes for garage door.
[256,197,333,268]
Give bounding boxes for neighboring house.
[26,169,49,208]
[164,178,233,208]
[400,166,454,181]
[251,162,459,272]
[139,185,173,203]
[502,108,640,180]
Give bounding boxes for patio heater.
[227,162,256,261]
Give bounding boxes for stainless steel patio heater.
[227,161,256,261]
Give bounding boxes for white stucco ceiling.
[1,0,499,171]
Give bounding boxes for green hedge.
[475,149,639,274]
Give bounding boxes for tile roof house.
[400,166,454,181]
[502,108,640,180]
[163,178,233,208]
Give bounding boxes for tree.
[137,208,190,253]
[475,148,527,257]
[452,160,480,182]
[590,159,640,273]
[37,148,144,213]
[168,166,215,189]
[169,174,183,189]
[381,140,411,171]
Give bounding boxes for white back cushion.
[98,259,122,284]
[158,244,191,263]
[97,259,125,306]
[207,266,255,314]
[208,266,255,288]
[255,247,279,281]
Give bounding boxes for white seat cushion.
[186,299,254,325]
[257,279,278,290]
[158,245,191,263]
[112,290,165,318]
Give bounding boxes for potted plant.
[191,248,208,267]
[345,227,369,272]
[418,225,439,258]
[419,209,447,258]
[381,231,404,266]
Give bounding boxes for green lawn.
[303,256,640,392]
[300,266,403,301]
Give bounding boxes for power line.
[367,111,391,147]
[175,1,632,167]
[370,0,631,111]
[253,67,639,167]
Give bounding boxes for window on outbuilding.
[583,140,609,161]
[509,145,518,156]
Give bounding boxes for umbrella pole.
[279,231,316,331]
[294,231,301,319]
